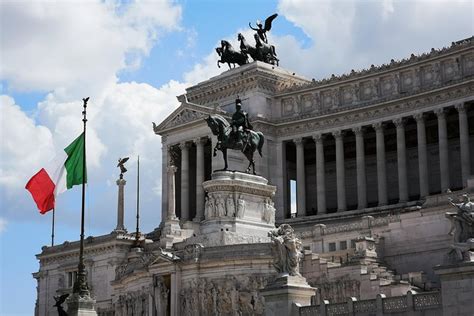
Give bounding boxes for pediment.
[153,97,224,134]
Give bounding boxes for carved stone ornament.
[268,224,302,276]
[446,194,474,262]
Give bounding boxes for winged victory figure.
[117,157,129,179]
[249,13,278,44]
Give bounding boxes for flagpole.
[73,97,90,297]
[134,155,140,247]
[51,207,55,247]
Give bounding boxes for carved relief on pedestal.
[226,195,235,217]
[262,198,275,224]
[236,196,246,218]
[179,275,269,316]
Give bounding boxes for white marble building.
[34,37,474,316]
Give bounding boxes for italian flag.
[25,133,86,214]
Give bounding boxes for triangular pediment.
[153,96,225,135]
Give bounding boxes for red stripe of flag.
[25,168,56,214]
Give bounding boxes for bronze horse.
[205,114,264,174]
[216,40,248,69]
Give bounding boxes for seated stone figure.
[447,194,474,261]
[268,224,302,276]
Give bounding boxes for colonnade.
[291,104,470,216]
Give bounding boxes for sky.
[0,0,472,314]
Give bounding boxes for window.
[328,242,336,252]
[351,239,357,249]
[67,271,77,288]
[340,241,347,250]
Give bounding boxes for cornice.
[278,36,473,95]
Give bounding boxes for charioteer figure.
[230,98,253,149]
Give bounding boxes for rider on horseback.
[231,98,252,149]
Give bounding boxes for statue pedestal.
[160,218,185,249]
[260,275,316,316]
[66,293,97,316]
[434,261,474,316]
[189,171,276,246]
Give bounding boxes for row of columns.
[293,104,470,216]
[169,137,209,222]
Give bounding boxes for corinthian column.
[167,165,178,220]
[394,118,408,203]
[414,113,429,198]
[333,131,346,212]
[456,103,471,187]
[194,137,206,221]
[180,141,190,220]
[353,126,367,209]
[294,138,306,216]
[373,122,387,206]
[435,108,450,192]
[313,134,326,214]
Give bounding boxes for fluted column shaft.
[194,138,205,221]
[394,118,408,202]
[435,109,450,192]
[167,165,178,220]
[180,142,190,221]
[374,123,387,205]
[415,114,429,198]
[456,104,470,186]
[333,131,346,212]
[294,138,306,216]
[353,127,367,209]
[313,134,326,214]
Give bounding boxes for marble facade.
[34,37,474,315]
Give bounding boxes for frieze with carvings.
[274,82,473,137]
[281,36,472,93]
[115,252,157,281]
[179,275,271,316]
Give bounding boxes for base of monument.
[434,261,474,316]
[160,218,185,249]
[66,293,97,316]
[260,275,316,316]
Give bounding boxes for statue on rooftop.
[447,194,474,261]
[249,13,278,44]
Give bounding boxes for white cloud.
[0,0,181,97]
[0,95,54,190]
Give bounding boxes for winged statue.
[249,13,278,44]
[117,157,129,178]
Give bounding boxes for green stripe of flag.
[64,132,87,189]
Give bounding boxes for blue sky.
[0,0,472,315]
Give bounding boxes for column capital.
[193,136,208,146]
[293,137,305,146]
[393,118,405,128]
[372,122,384,131]
[167,165,178,174]
[413,112,425,122]
[434,108,446,117]
[312,133,325,142]
[179,141,191,150]
[332,130,344,139]
[352,126,365,136]
[455,103,466,113]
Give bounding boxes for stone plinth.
[160,218,184,249]
[260,275,316,316]
[434,261,474,316]
[198,171,276,243]
[66,293,97,316]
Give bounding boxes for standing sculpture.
[205,98,264,174]
[216,13,279,68]
[117,157,129,179]
[447,194,474,261]
[53,294,69,316]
